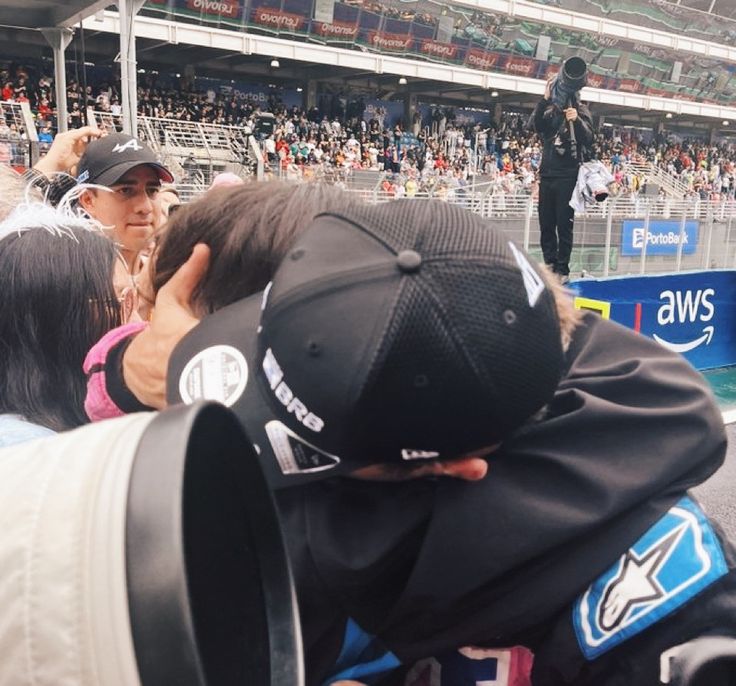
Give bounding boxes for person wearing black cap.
[76,133,174,297]
[163,200,735,686]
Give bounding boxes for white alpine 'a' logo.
[112,139,143,154]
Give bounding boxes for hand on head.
[122,243,210,408]
[33,126,104,178]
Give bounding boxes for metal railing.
[340,189,736,278]
[87,109,260,200]
[621,159,689,199]
[0,100,39,168]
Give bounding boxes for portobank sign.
[621,219,698,256]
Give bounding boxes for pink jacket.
[83,322,149,422]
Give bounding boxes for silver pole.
[603,198,614,277]
[117,0,145,136]
[675,211,687,272]
[41,29,74,134]
[640,202,651,275]
[523,196,532,251]
[703,205,714,270]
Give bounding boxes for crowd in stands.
[3,59,736,201]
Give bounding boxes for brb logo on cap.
[263,348,324,432]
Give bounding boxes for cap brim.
[167,294,347,489]
[94,161,175,187]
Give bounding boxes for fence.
[88,109,261,201]
[22,103,736,280]
[0,100,39,169]
[340,187,736,278]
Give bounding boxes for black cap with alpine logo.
[76,133,174,186]
[167,200,564,488]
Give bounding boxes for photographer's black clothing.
[539,175,577,277]
[276,313,732,686]
[534,97,594,276]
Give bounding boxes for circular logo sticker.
[178,345,248,408]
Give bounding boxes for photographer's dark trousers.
[539,175,577,276]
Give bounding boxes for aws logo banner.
[621,219,698,256]
[571,271,736,370]
[653,288,714,354]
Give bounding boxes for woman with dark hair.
[0,214,122,445]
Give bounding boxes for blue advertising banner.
[362,100,404,127]
[570,271,736,370]
[621,219,698,256]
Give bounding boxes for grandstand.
[3,0,736,277]
[88,108,264,199]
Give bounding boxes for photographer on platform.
[533,59,594,281]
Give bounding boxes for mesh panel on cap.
[334,200,513,261]
[342,199,563,458]
[356,273,499,458]
[423,259,562,429]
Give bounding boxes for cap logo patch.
[178,344,248,407]
[401,449,440,460]
[112,138,143,154]
[77,170,89,183]
[263,348,324,432]
[265,420,340,475]
[508,242,545,308]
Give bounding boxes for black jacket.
[277,313,727,684]
[533,97,594,178]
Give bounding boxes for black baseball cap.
[77,133,174,186]
[167,200,564,488]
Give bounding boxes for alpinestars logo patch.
[573,497,728,660]
[598,524,685,631]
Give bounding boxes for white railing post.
[702,205,714,269]
[675,210,687,273]
[523,196,532,251]
[603,197,615,278]
[640,202,651,275]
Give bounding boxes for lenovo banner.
[366,32,412,51]
[313,20,358,39]
[464,48,499,70]
[252,7,305,31]
[420,40,458,60]
[186,0,241,18]
[503,55,539,78]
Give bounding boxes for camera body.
[551,57,588,109]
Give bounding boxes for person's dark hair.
[152,181,358,313]
[0,226,121,431]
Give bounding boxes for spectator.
[75,133,174,302]
[0,206,122,445]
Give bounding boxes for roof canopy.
[0,0,111,29]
